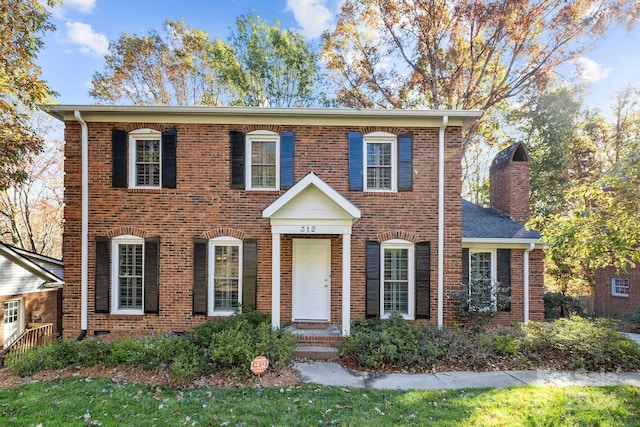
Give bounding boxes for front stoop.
[287,325,343,361]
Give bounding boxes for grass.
[1,379,638,426]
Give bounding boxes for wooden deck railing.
[1,323,53,366]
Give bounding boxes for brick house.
[593,267,640,317]
[0,242,63,348]
[44,106,543,339]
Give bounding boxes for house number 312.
[300,226,317,233]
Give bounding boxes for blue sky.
[39,0,640,116]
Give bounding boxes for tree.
[322,0,638,150]
[0,112,63,258]
[90,15,322,107]
[0,0,58,190]
[228,14,320,107]
[539,87,640,294]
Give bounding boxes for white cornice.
[40,105,483,128]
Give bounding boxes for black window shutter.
[193,238,208,315]
[112,129,128,188]
[497,249,512,311]
[230,131,246,189]
[242,239,258,309]
[398,132,413,192]
[462,248,470,286]
[415,241,431,319]
[280,131,295,189]
[366,240,381,317]
[162,129,177,188]
[462,248,470,311]
[95,237,110,313]
[348,131,363,191]
[144,237,160,314]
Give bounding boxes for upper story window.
[230,130,295,191]
[349,131,413,192]
[247,131,280,190]
[612,277,630,297]
[365,132,396,192]
[130,129,161,188]
[112,128,177,189]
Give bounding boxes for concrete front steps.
[287,324,343,361]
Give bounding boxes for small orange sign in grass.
[250,356,269,376]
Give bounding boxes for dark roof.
[462,200,540,240]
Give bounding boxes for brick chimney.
[489,142,531,224]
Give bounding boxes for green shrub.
[519,316,640,370]
[544,292,584,319]
[493,334,519,356]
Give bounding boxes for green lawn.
[1,378,638,426]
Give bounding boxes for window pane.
[383,248,408,314]
[367,142,392,189]
[613,278,629,296]
[251,140,276,188]
[469,252,493,311]
[118,244,143,309]
[214,245,239,310]
[136,139,160,186]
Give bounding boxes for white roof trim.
[263,172,361,219]
[463,238,543,249]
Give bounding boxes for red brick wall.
[63,120,467,338]
[594,266,640,317]
[490,159,531,224]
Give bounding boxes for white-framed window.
[381,240,414,319]
[612,277,630,297]
[364,132,396,192]
[129,128,161,188]
[246,131,279,190]
[209,237,243,316]
[468,250,497,312]
[111,235,144,315]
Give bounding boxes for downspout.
[74,110,88,341]
[523,243,535,324]
[437,115,448,329]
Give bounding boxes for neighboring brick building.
[0,242,63,348]
[593,266,640,317]
[44,106,543,339]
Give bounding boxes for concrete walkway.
[294,362,640,391]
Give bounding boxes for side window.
[468,250,496,312]
[612,278,630,297]
[209,237,242,315]
[111,235,144,315]
[380,240,414,319]
[247,131,280,190]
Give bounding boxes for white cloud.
[286,0,335,39]
[65,21,109,57]
[62,0,96,13]
[574,57,612,83]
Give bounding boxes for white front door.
[292,239,331,321]
[3,299,23,349]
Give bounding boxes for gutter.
[523,243,535,324]
[437,115,448,329]
[74,110,89,340]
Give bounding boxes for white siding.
[271,186,353,220]
[0,253,49,297]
